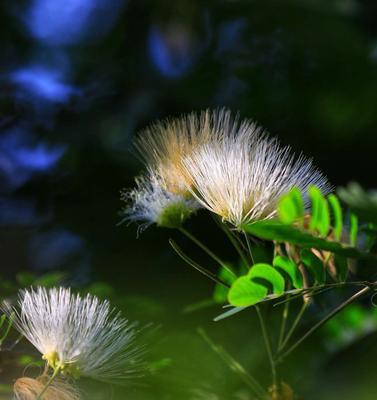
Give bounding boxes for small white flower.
[183,114,331,227]
[135,109,229,196]
[121,171,199,231]
[4,287,145,384]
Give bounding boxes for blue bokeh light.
[25,0,125,46]
[10,65,77,104]
[148,24,197,78]
[0,127,66,190]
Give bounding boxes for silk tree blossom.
[122,171,199,231]
[182,115,331,228]
[3,287,146,384]
[135,109,236,197]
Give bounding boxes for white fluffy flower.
[121,171,199,231]
[135,109,230,196]
[183,115,331,227]
[4,287,145,384]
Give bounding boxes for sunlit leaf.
[278,187,304,224]
[249,264,285,294]
[328,194,343,241]
[309,186,330,237]
[228,277,267,307]
[350,213,358,246]
[228,263,285,307]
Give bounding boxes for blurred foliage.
[339,183,377,225]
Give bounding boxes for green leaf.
[350,213,358,246]
[249,264,285,295]
[300,249,325,284]
[338,183,377,224]
[228,277,268,307]
[244,220,375,260]
[278,187,304,224]
[213,266,237,303]
[309,186,330,237]
[228,263,285,307]
[291,187,305,217]
[273,256,303,289]
[328,194,343,241]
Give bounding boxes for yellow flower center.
[42,351,81,379]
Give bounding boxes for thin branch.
[277,297,290,351]
[179,227,236,278]
[169,239,229,288]
[213,216,250,268]
[278,301,308,353]
[256,306,277,387]
[198,328,267,399]
[276,284,375,363]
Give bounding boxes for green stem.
[243,231,255,265]
[179,227,236,278]
[277,284,373,363]
[0,313,14,345]
[169,239,229,288]
[277,297,290,351]
[278,302,307,353]
[36,367,61,400]
[198,328,267,399]
[272,281,370,307]
[256,306,277,387]
[214,217,250,268]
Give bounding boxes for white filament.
[4,287,145,384]
[183,116,331,227]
